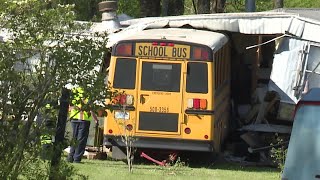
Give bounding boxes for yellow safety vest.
[41,135,52,145]
[69,88,93,121]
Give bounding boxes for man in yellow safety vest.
[67,87,98,163]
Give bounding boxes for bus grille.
[138,112,178,132]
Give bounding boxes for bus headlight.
[114,111,130,120]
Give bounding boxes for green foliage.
[270,135,288,175]
[225,0,320,13]
[18,0,320,22]
[224,0,272,12]
[118,0,140,18]
[0,0,112,179]
[165,156,188,176]
[285,0,320,8]
[184,0,320,14]
[55,0,103,21]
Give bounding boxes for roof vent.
[96,1,121,32]
[99,1,119,21]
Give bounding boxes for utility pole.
[245,0,256,12]
[49,88,70,180]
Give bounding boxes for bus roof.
[121,28,228,52]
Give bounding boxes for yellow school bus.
[104,28,231,158]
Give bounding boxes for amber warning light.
[192,47,209,60]
[115,43,133,56]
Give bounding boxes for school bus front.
[104,39,222,153]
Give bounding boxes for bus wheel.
[111,145,126,160]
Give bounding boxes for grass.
[72,158,280,180]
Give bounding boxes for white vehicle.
[282,88,320,180]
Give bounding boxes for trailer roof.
[107,8,320,47]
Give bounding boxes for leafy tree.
[118,0,140,18]
[55,0,103,21]
[0,0,112,179]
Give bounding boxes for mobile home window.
[186,62,208,93]
[113,58,136,89]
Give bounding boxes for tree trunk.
[139,0,161,17]
[164,0,184,16]
[274,0,284,8]
[214,0,226,13]
[49,88,70,180]
[197,0,210,14]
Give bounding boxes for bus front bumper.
[104,135,215,152]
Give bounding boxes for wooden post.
[251,36,262,95]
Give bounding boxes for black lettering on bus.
[148,46,153,56]
[159,47,163,56]
[182,48,187,57]
[138,46,143,55]
[173,47,185,58]
[154,47,158,56]
[159,47,167,56]
[172,47,177,57]
[143,46,148,56]
[177,48,182,57]
[164,47,168,57]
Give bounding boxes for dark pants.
[68,120,90,162]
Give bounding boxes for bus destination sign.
[135,43,190,59]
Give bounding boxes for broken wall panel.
[269,37,306,104]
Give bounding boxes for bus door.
[136,59,184,135]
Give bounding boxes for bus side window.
[216,51,220,89]
[219,50,223,85]
[221,48,225,84]
[215,54,218,90]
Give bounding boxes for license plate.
[114,111,129,120]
